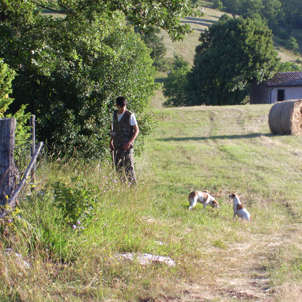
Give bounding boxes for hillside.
[152,6,302,108]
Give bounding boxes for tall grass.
[2,104,302,301]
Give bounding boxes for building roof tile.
[265,72,302,87]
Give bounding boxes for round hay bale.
[268,99,302,135]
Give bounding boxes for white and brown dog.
[188,191,220,210]
[229,193,251,221]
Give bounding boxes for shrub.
[278,29,290,40]
[52,176,100,227]
[212,0,224,11]
[285,36,299,50]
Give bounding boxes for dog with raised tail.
[188,191,220,210]
[229,193,251,221]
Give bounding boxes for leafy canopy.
[0,0,201,158]
[0,0,199,158]
[185,16,280,106]
[21,0,199,41]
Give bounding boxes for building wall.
[250,81,302,104]
[250,81,271,104]
[270,87,302,103]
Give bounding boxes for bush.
[278,29,290,40]
[285,36,299,50]
[212,0,223,10]
[52,176,100,227]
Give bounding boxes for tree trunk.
[0,118,17,205]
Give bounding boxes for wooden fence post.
[0,118,17,205]
[30,115,36,192]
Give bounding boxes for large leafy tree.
[186,16,280,106]
[0,0,197,158]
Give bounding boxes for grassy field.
[2,104,302,301]
[140,103,302,301]
[2,5,302,302]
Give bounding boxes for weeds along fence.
[0,117,43,217]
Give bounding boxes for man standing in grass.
[110,96,139,185]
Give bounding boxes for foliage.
[221,0,302,32]
[185,16,279,106]
[278,29,290,40]
[0,2,158,159]
[139,29,168,71]
[163,54,190,107]
[0,60,14,118]
[280,0,302,29]
[277,61,302,72]
[0,0,202,159]
[52,176,100,227]
[240,0,264,19]
[222,0,284,33]
[0,60,31,164]
[11,188,84,261]
[212,0,224,10]
[223,0,243,16]
[262,0,283,32]
[285,36,299,51]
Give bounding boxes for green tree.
[241,0,264,18]
[139,29,167,71]
[223,0,243,16]
[280,0,302,29]
[0,0,199,159]
[212,0,224,11]
[261,0,283,32]
[186,16,280,105]
[285,36,299,51]
[163,55,190,107]
[0,60,31,161]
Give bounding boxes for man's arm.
[122,124,139,150]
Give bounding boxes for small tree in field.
[163,55,190,107]
[285,36,299,51]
